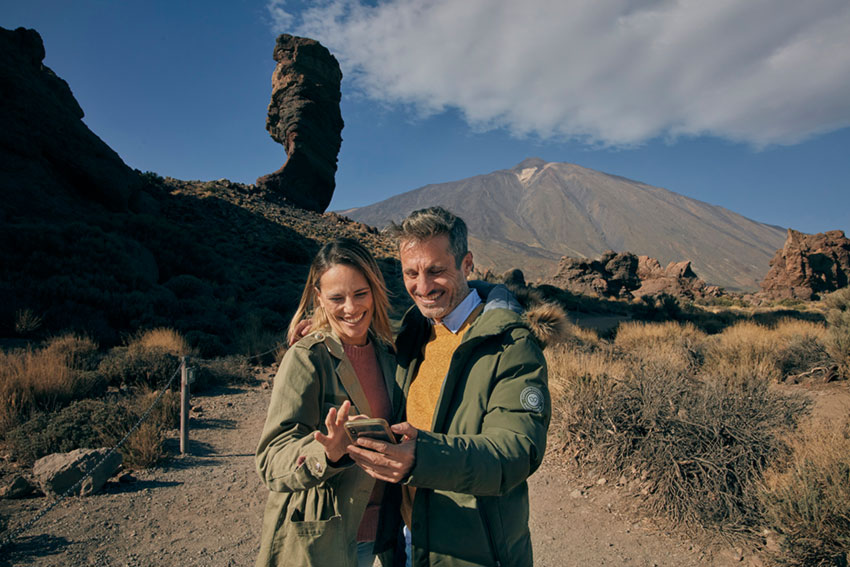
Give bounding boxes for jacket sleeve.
[255,343,352,492]
[406,331,550,496]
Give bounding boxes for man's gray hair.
[385,206,469,267]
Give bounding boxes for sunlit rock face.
[760,229,850,300]
[256,34,343,213]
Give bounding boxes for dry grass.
[119,388,180,468]
[701,319,830,383]
[552,318,813,539]
[14,308,43,336]
[130,327,192,357]
[759,421,850,566]
[0,334,103,436]
[823,288,850,379]
[614,321,705,375]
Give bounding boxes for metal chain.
[0,363,183,551]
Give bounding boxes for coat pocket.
[284,515,349,566]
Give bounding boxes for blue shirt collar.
[434,289,482,334]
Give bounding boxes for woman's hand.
[314,400,353,463]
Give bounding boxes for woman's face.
[316,263,374,346]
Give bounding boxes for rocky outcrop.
[760,229,850,300]
[33,448,122,497]
[0,27,142,216]
[548,250,721,300]
[256,34,343,213]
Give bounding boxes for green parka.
[255,330,404,567]
[397,282,558,567]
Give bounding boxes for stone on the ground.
[0,474,37,499]
[33,448,122,497]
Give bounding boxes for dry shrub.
[5,389,179,469]
[555,349,809,535]
[823,288,850,379]
[614,321,705,374]
[545,343,625,405]
[5,398,137,464]
[0,335,105,436]
[97,328,190,389]
[705,319,832,383]
[119,388,180,468]
[704,321,782,382]
[42,333,100,370]
[195,356,255,389]
[760,421,850,566]
[130,327,192,356]
[770,319,831,379]
[614,320,705,351]
[14,308,43,336]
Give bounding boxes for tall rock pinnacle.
[256,34,343,213]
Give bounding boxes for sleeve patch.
[520,386,545,412]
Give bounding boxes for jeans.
[357,541,378,567]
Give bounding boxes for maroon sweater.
[343,340,391,543]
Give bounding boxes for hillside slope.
[342,158,787,291]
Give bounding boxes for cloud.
[268,0,850,147]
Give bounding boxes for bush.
[0,336,105,437]
[5,398,137,464]
[97,328,189,389]
[5,389,179,469]
[120,388,180,468]
[97,346,180,389]
[195,356,255,389]
[14,308,43,336]
[823,288,850,379]
[760,421,850,566]
[554,349,809,535]
[130,327,192,357]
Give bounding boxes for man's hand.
[287,319,313,346]
[348,422,418,483]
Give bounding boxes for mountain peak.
[343,159,787,290]
[513,157,548,170]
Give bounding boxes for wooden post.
[180,356,190,454]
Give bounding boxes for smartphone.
[344,418,398,444]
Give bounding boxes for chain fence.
[0,362,184,551]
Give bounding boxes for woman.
[255,238,403,567]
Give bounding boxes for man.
[348,207,559,566]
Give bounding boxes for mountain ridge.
[340,158,787,291]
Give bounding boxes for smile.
[417,291,444,304]
[340,313,366,325]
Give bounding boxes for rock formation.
[256,34,343,213]
[760,229,850,300]
[0,27,142,217]
[548,250,721,301]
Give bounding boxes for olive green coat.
[397,283,553,567]
[255,330,404,567]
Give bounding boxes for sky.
[3,0,849,235]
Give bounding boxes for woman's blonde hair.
[287,238,393,345]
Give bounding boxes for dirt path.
[3,372,819,566]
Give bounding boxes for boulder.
[760,229,850,300]
[0,475,38,499]
[256,34,343,213]
[0,27,142,217]
[33,448,122,497]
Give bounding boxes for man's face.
[400,235,473,321]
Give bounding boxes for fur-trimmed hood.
[468,280,570,347]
